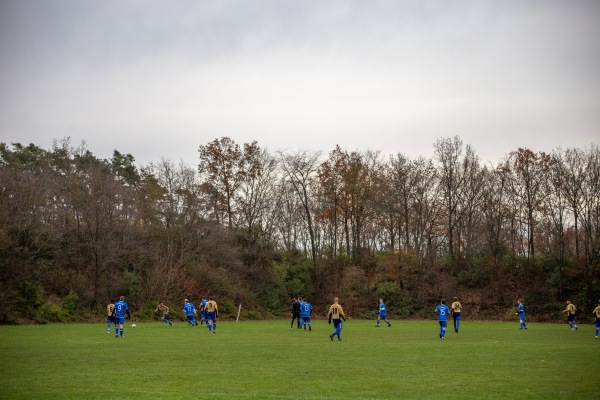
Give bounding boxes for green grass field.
[0,319,596,399]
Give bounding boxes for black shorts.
[292,312,300,319]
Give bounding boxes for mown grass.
[0,319,595,399]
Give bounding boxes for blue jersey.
[379,302,386,312]
[435,304,450,321]
[201,300,208,310]
[114,301,129,318]
[518,304,525,316]
[300,302,312,317]
[184,303,196,316]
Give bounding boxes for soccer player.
[300,297,313,331]
[515,299,527,329]
[562,300,577,331]
[328,297,346,341]
[183,299,198,327]
[205,297,218,333]
[435,299,450,339]
[291,297,301,329]
[112,295,131,338]
[451,296,462,333]
[155,302,173,326]
[106,299,117,334]
[375,298,391,327]
[200,297,208,325]
[592,300,600,339]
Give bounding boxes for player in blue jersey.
[435,299,450,339]
[183,299,198,326]
[199,297,208,325]
[300,298,313,331]
[375,298,392,327]
[112,296,131,338]
[515,299,527,329]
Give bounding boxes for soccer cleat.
[309,326,311,331]
[388,323,391,327]
[439,332,442,338]
[338,338,342,341]
[455,329,458,333]
[375,324,379,327]
[575,326,577,330]
[330,334,334,341]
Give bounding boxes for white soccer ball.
[132,323,137,328]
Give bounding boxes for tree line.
[1,136,598,324]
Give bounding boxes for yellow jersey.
[451,301,462,313]
[156,304,169,314]
[328,303,346,321]
[106,303,115,317]
[206,300,218,314]
[564,303,576,315]
[592,306,600,319]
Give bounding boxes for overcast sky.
[0,0,598,167]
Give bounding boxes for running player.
[155,302,173,326]
[200,297,208,325]
[562,300,577,331]
[205,297,218,333]
[183,299,198,327]
[375,298,391,327]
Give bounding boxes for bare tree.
[279,149,322,273]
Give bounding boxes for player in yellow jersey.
[155,302,173,326]
[328,297,346,341]
[205,297,218,333]
[106,299,116,334]
[562,300,577,331]
[592,300,600,339]
[451,297,462,333]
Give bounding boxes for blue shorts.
[107,316,115,323]
[438,320,447,328]
[302,316,311,323]
[453,312,461,320]
[519,313,525,320]
[595,318,600,328]
[333,320,342,330]
[201,311,207,319]
[206,312,216,321]
[567,314,575,322]
[163,313,169,320]
[378,312,387,319]
[116,317,125,325]
[186,315,195,322]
